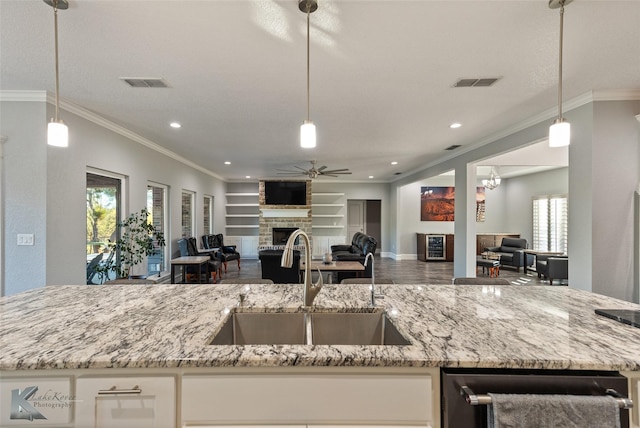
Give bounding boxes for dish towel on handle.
[487,393,621,428]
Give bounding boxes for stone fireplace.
[258,180,312,247]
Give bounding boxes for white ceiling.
[1,1,639,182]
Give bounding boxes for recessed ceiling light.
[170,122,181,128]
[369,175,374,179]
[245,176,251,179]
[391,161,398,165]
[450,122,462,129]
[224,161,231,165]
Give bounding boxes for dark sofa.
[484,237,533,272]
[331,232,377,281]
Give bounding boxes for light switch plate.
[17,234,34,246]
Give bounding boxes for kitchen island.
[1,283,639,427]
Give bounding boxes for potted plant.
[98,208,166,279]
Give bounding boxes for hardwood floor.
[216,255,556,286]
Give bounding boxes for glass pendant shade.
[47,119,68,147]
[300,120,316,148]
[549,119,570,147]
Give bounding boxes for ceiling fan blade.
[276,171,307,175]
[294,166,309,172]
[317,165,328,172]
[320,169,351,175]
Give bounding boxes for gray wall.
[312,181,391,253]
[587,101,640,301]
[2,97,227,295]
[395,168,568,258]
[1,101,48,295]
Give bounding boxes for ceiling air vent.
[121,78,169,88]
[445,145,461,151]
[453,78,500,88]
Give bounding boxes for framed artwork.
[421,186,485,222]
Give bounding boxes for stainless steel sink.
[209,312,307,345]
[311,312,410,345]
[209,309,410,346]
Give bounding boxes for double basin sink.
[209,308,410,346]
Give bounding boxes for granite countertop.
[1,284,640,371]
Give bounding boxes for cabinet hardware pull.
[460,385,633,410]
[97,385,142,395]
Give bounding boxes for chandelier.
[482,169,501,190]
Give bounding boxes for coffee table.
[299,260,365,283]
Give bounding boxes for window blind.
[533,195,568,253]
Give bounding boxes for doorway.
[347,199,381,252]
[86,172,122,284]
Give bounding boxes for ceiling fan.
[276,160,352,179]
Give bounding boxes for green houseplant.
[99,208,166,279]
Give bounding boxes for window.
[533,195,568,253]
[147,183,168,275]
[86,171,122,284]
[203,195,214,235]
[181,190,195,238]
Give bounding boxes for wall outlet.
[17,234,34,246]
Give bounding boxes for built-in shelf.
[311,192,346,233]
[226,183,260,237]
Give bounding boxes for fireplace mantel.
[260,208,310,218]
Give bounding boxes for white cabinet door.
[240,236,259,259]
[0,377,73,426]
[312,237,329,259]
[75,376,175,428]
[182,372,433,425]
[224,236,242,253]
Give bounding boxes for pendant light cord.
[557,2,564,121]
[53,0,61,122]
[306,7,311,122]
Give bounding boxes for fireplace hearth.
[273,227,299,245]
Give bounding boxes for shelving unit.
[311,192,347,258]
[311,193,346,230]
[225,184,260,258]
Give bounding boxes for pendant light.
[548,0,572,148]
[44,0,69,147]
[299,0,318,149]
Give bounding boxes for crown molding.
[0,90,224,181]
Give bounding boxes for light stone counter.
[1,283,640,371]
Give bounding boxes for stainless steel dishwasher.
[441,368,632,427]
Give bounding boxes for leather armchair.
[178,237,222,282]
[484,237,532,272]
[258,250,300,283]
[536,255,568,285]
[202,233,241,273]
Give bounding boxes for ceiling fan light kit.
[299,0,317,149]
[44,0,69,148]
[548,0,572,148]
